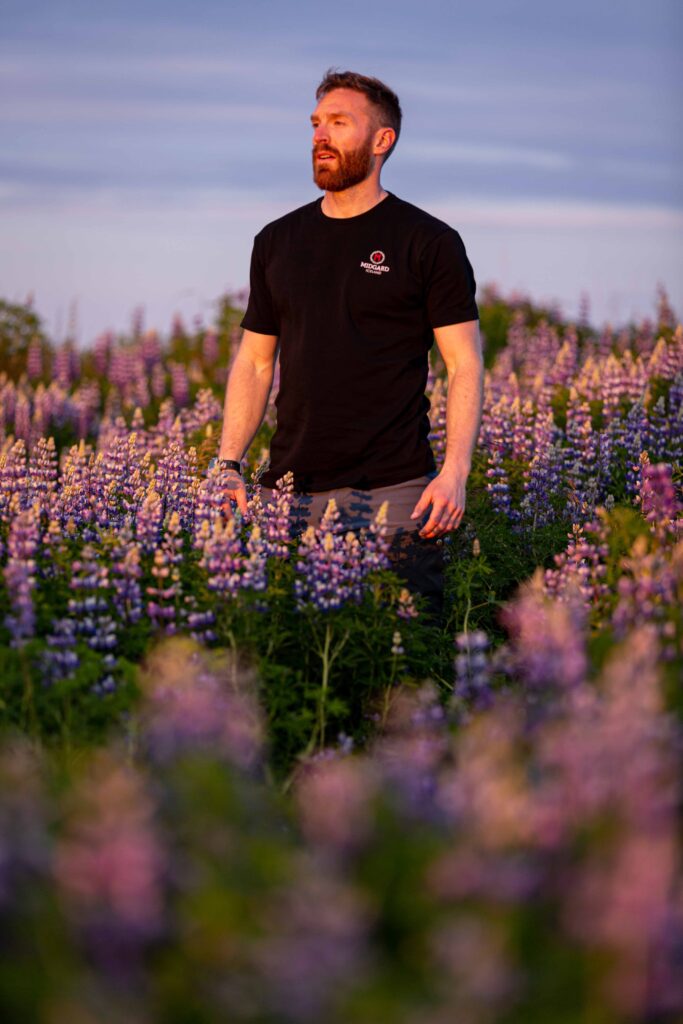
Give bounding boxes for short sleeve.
[421,228,479,328]
[240,232,280,335]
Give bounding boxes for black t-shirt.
[240,190,479,492]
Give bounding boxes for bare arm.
[410,319,484,538]
[215,328,279,515]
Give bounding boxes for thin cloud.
[429,196,683,230]
[401,140,573,170]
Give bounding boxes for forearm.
[217,351,275,462]
[441,360,484,476]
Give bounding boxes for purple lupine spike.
[564,391,600,520]
[155,440,194,530]
[646,397,672,463]
[53,751,166,981]
[4,503,41,646]
[14,392,32,445]
[140,328,162,371]
[199,514,247,598]
[511,397,535,463]
[111,529,144,625]
[26,337,43,380]
[637,461,682,537]
[136,485,164,552]
[192,471,229,541]
[70,380,101,440]
[544,522,610,610]
[184,388,222,434]
[55,440,95,537]
[30,384,50,440]
[396,586,419,620]
[92,331,112,376]
[518,412,562,530]
[130,407,146,433]
[612,539,678,651]
[41,616,80,684]
[359,499,392,575]
[453,629,493,709]
[501,571,588,692]
[169,360,189,408]
[68,544,119,683]
[243,523,268,594]
[146,511,184,635]
[261,470,295,558]
[170,312,186,340]
[202,327,219,366]
[485,446,513,518]
[27,436,58,517]
[548,335,579,388]
[0,438,28,520]
[54,342,73,388]
[293,501,365,612]
[150,362,166,400]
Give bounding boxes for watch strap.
[208,457,242,475]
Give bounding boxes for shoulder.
[389,194,456,234]
[254,198,320,243]
[388,194,464,251]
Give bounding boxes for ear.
[374,126,396,156]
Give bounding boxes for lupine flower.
[110,527,143,625]
[396,586,419,620]
[26,436,58,517]
[136,483,164,552]
[453,629,492,709]
[358,500,392,575]
[294,500,365,612]
[636,457,682,536]
[543,522,610,610]
[0,438,28,519]
[259,470,295,558]
[41,616,80,684]
[4,503,41,646]
[501,570,588,692]
[53,748,166,980]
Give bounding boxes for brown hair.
[315,68,402,163]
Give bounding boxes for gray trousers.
[259,472,445,621]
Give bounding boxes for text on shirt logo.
[360,249,390,275]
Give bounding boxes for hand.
[410,468,467,539]
[217,469,249,519]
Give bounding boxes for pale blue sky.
[1,0,681,343]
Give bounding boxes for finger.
[424,501,463,536]
[418,503,449,536]
[409,487,433,520]
[234,484,249,516]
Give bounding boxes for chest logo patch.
[360,249,390,275]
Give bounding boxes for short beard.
[312,133,375,192]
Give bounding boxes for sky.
[1,0,682,345]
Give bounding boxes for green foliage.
[0,297,50,380]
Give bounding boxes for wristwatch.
[207,457,242,476]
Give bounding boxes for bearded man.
[209,69,484,622]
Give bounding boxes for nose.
[312,123,329,146]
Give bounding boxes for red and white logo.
[360,249,390,275]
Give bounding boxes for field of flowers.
[0,285,681,1022]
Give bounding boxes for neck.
[321,176,388,219]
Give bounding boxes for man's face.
[310,88,379,192]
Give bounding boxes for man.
[210,69,484,622]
